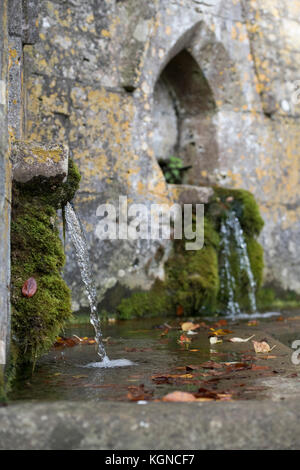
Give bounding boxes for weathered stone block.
[12,141,68,183]
[168,184,214,206]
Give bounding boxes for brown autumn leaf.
[127,384,153,402]
[213,319,228,328]
[54,336,79,348]
[178,334,191,344]
[22,277,37,298]
[248,320,259,326]
[225,362,251,372]
[195,387,232,401]
[210,328,233,336]
[176,305,184,316]
[162,391,197,402]
[152,373,194,381]
[253,340,276,353]
[251,364,270,371]
[54,335,95,348]
[199,361,223,369]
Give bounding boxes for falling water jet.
[65,202,134,369]
[219,210,258,317]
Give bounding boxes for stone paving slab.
[0,399,300,450]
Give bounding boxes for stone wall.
[0,1,11,365]
[20,0,300,309]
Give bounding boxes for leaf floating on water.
[54,336,79,348]
[253,340,276,353]
[176,305,184,316]
[162,391,197,402]
[199,361,223,369]
[181,322,200,332]
[209,336,222,345]
[22,277,37,298]
[225,362,251,372]
[53,335,96,348]
[213,319,228,328]
[251,364,270,371]
[229,335,255,343]
[210,328,233,336]
[195,388,232,401]
[178,334,191,344]
[127,384,153,402]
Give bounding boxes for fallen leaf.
[210,336,223,344]
[213,319,228,328]
[178,334,191,344]
[195,387,232,401]
[162,391,197,402]
[160,328,169,337]
[176,305,184,316]
[181,322,199,332]
[229,335,255,343]
[54,336,79,348]
[248,320,259,326]
[199,361,223,369]
[22,277,37,298]
[251,364,270,371]
[225,362,251,372]
[127,384,152,402]
[210,328,233,336]
[253,340,276,353]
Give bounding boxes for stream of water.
[219,210,257,317]
[65,203,133,368]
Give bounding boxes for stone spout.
[11,141,69,183]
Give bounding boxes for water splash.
[219,210,257,316]
[84,358,134,369]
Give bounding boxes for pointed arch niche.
[152,49,218,186]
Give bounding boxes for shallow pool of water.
[9,317,237,402]
[10,312,298,403]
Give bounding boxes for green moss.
[210,187,264,237]
[208,187,264,312]
[164,217,219,315]
[117,281,170,320]
[117,218,220,318]
[117,187,265,319]
[10,159,80,365]
[257,286,300,311]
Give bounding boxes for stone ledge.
[11,141,68,183]
[0,399,300,450]
[168,184,214,205]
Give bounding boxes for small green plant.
[159,156,190,184]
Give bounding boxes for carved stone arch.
[149,20,244,186]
